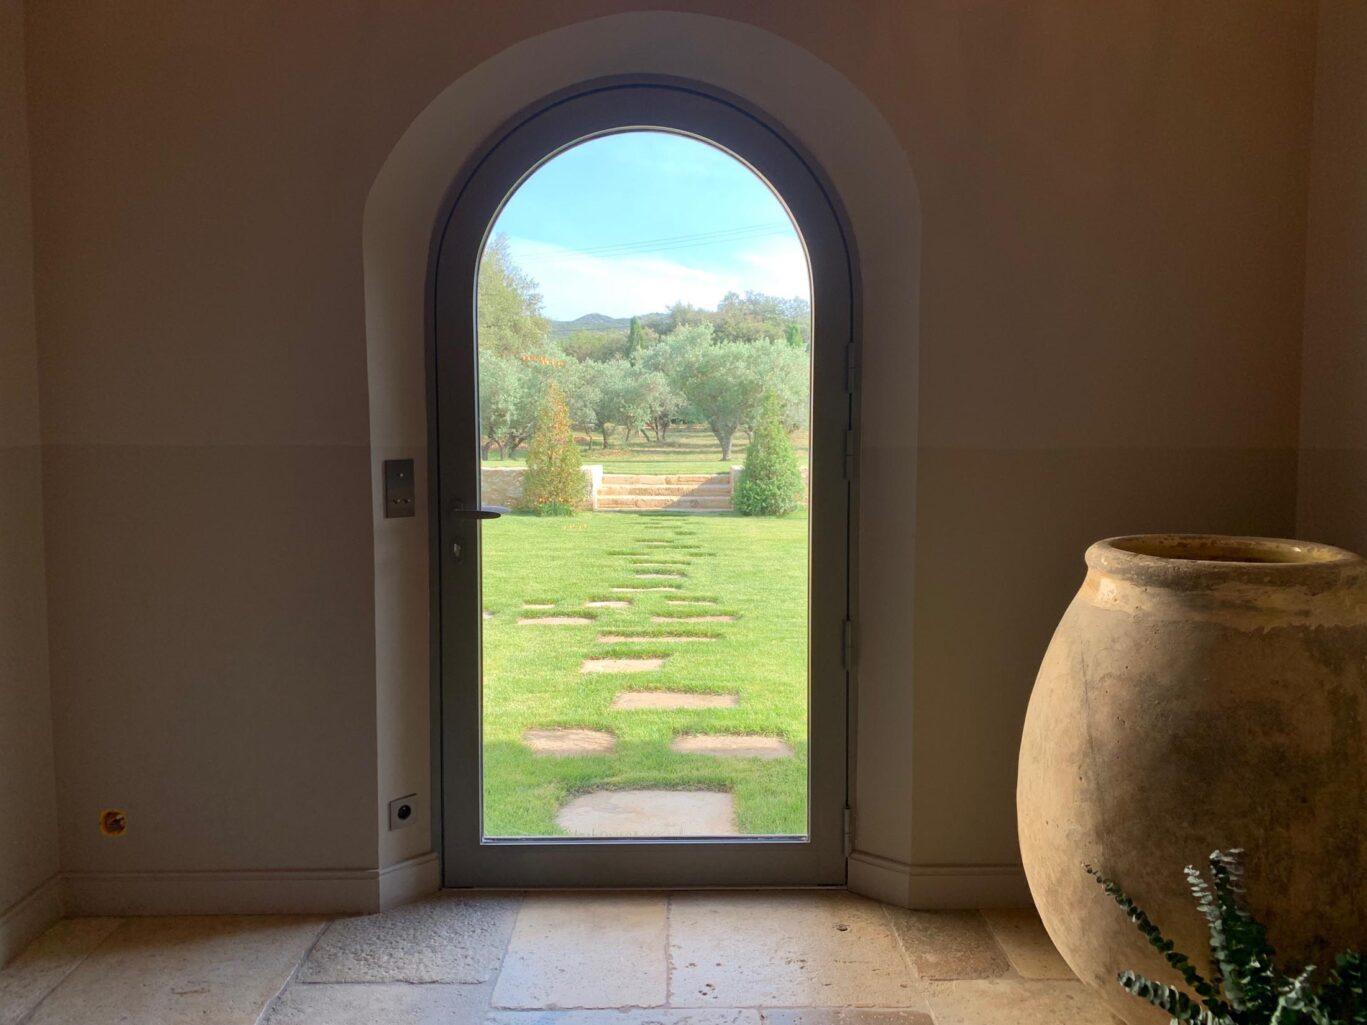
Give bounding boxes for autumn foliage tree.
[518,383,586,515]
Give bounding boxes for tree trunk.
[718,431,734,461]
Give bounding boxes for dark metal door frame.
[429,77,859,888]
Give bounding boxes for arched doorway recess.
[363,12,923,904]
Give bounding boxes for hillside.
[547,311,669,338]
[547,313,632,338]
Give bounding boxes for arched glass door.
[433,82,855,887]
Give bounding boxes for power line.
[513,227,797,268]
[516,220,793,261]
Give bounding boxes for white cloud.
[505,236,810,321]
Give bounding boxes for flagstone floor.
[0,890,1125,1024]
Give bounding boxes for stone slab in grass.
[581,657,666,673]
[671,734,795,759]
[597,634,716,644]
[522,602,556,609]
[483,610,494,619]
[517,616,593,626]
[611,585,680,592]
[523,728,616,756]
[556,789,738,837]
[585,599,631,608]
[652,614,736,623]
[611,691,738,710]
[634,572,685,579]
[597,635,707,645]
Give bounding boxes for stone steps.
[597,483,731,496]
[596,472,734,511]
[601,473,729,485]
[597,495,732,510]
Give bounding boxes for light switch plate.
[383,459,416,518]
[388,793,418,831]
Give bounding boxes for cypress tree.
[734,391,804,516]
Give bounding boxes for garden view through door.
[475,131,814,841]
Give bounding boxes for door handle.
[448,505,507,520]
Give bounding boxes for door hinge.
[845,345,859,394]
[843,430,856,480]
[841,619,854,671]
[843,806,854,857]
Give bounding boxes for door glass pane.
[476,131,813,840]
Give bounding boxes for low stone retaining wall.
[481,465,604,510]
[482,463,808,511]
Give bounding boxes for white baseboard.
[848,850,1032,909]
[378,852,440,910]
[63,851,443,917]
[1,874,65,966]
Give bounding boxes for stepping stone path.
[581,657,666,673]
[671,734,794,759]
[596,634,715,644]
[556,790,738,836]
[610,691,737,710]
[522,511,783,836]
[482,610,494,619]
[523,728,615,756]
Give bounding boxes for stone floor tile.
[669,892,921,1009]
[924,978,1123,1025]
[263,981,493,1024]
[761,1011,933,1024]
[487,1011,760,1024]
[882,909,1010,980]
[300,893,519,984]
[0,917,123,1025]
[981,909,1075,980]
[556,791,737,837]
[24,915,324,1025]
[491,894,667,1009]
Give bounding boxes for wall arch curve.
[362,10,922,905]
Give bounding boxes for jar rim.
[1086,534,1362,587]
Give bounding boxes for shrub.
[518,383,586,516]
[734,392,803,517]
[1088,849,1365,1025]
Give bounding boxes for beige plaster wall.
[25,2,380,884]
[0,0,61,952]
[1298,0,1367,557]
[19,1,1316,899]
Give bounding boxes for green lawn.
[482,424,809,475]
[480,509,809,836]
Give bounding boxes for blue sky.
[488,131,810,321]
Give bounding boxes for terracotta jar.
[1018,534,1367,1025]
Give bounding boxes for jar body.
[1018,535,1367,1025]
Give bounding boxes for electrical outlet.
[388,793,418,831]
